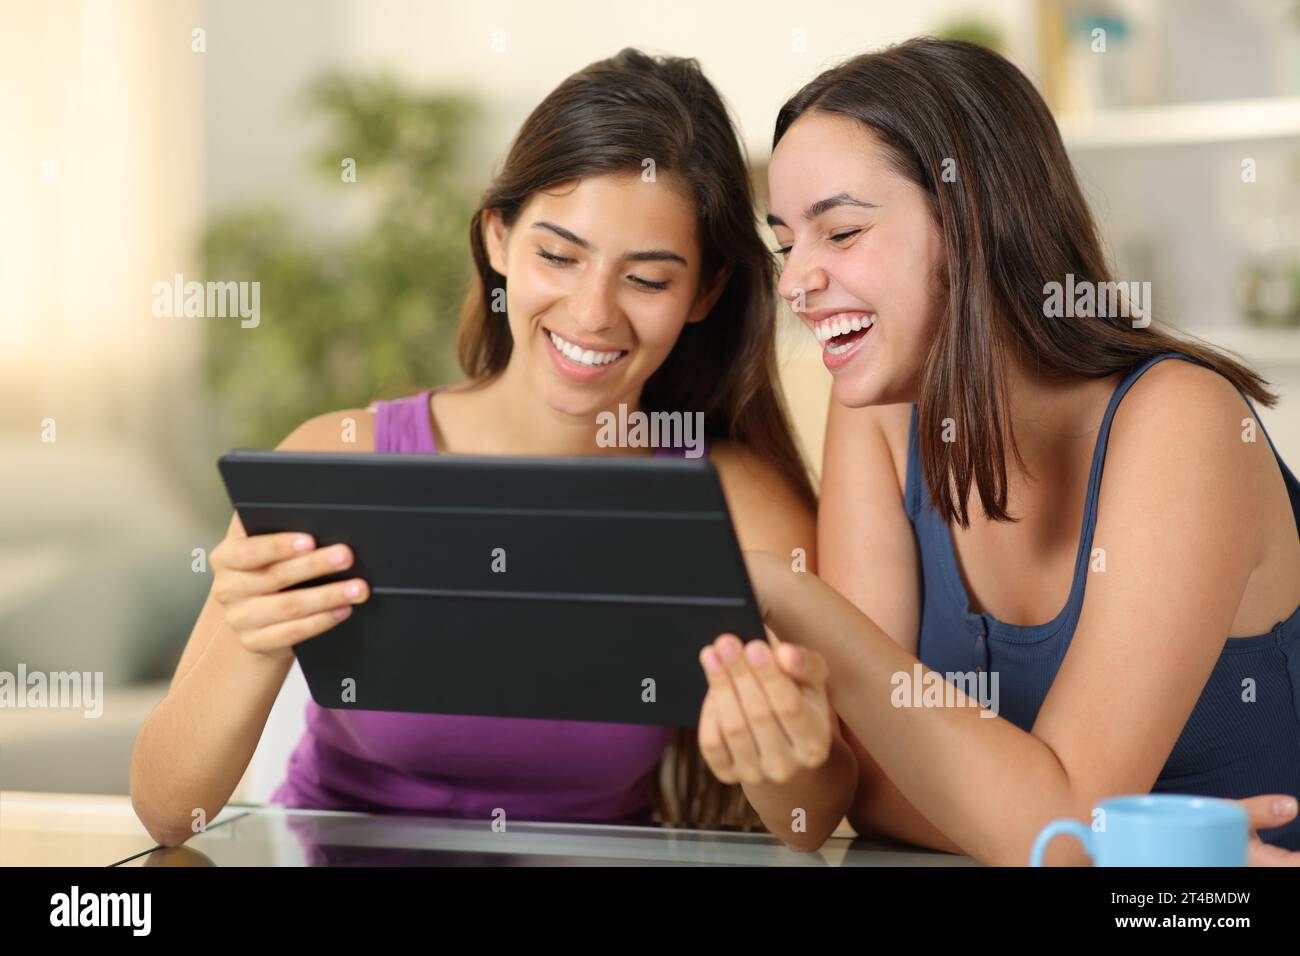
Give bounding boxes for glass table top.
[115,805,979,867]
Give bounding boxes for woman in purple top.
[131,49,860,849]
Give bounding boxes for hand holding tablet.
[218,450,766,727]
[207,528,371,661]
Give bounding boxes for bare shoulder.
[868,401,915,443]
[824,400,913,499]
[276,407,377,453]
[708,438,816,558]
[709,439,811,506]
[1108,358,1259,473]
[870,403,914,493]
[1118,356,1247,415]
[1101,357,1273,551]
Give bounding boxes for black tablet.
[217,450,765,727]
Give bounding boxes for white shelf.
[1060,96,1300,150]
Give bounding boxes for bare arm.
[819,398,963,853]
[129,409,374,846]
[761,369,1266,865]
[705,442,857,851]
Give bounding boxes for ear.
[482,208,510,277]
[685,265,732,325]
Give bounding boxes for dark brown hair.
[774,37,1275,528]
[457,48,816,829]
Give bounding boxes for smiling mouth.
[543,327,629,368]
[812,312,876,353]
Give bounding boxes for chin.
[830,371,887,409]
[555,392,609,420]
[533,370,614,421]
[537,378,599,418]
[829,345,921,409]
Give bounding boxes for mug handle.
[1029,819,1095,866]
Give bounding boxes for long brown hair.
[775,37,1275,529]
[456,49,816,829]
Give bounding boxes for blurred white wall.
[335,0,1037,155]
[200,0,1037,228]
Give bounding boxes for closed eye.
[539,249,667,291]
[771,229,860,258]
[629,275,669,291]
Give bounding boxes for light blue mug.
[1029,794,1249,866]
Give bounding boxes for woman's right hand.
[1238,795,1300,866]
[209,523,370,660]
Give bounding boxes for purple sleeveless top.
[270,388,693,824]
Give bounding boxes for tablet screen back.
[218,451,765,727]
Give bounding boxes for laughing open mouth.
[813,312,876,354]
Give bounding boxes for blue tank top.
[905,352,1300,850]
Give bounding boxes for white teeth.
[548,330,625,367]
[812,312,876,342]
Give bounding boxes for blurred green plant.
[201,73,480,450]
[934,16,1006,53]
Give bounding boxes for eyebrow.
[765,192,878,228]
[531,221,688,266]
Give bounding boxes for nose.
[568,268,619,333]
[777,243,828,317]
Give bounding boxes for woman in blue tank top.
[706,38,1300,864]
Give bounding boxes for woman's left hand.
[696,633,832,785]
